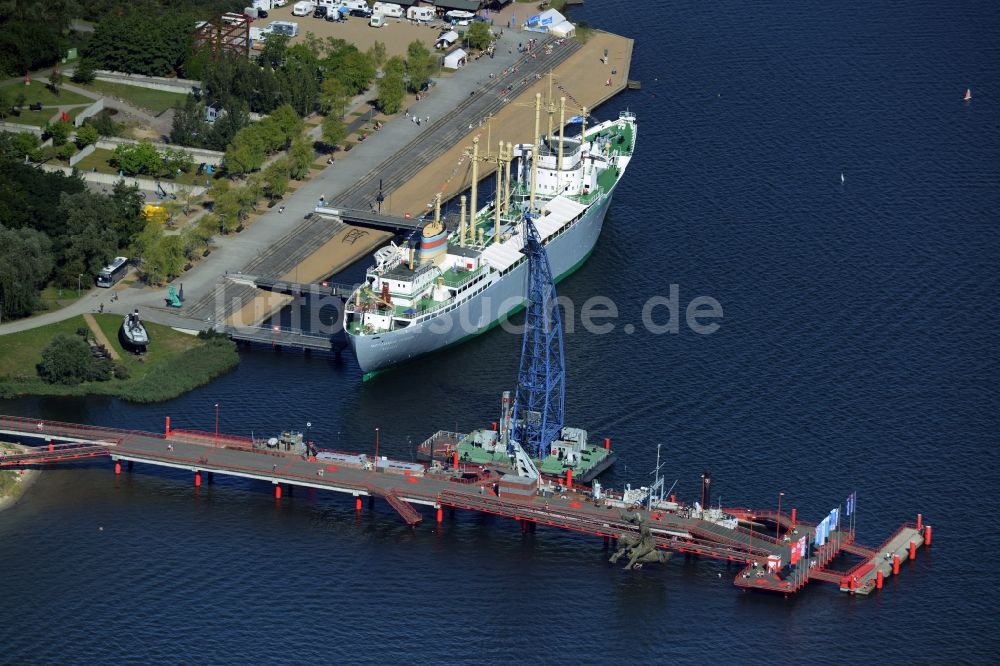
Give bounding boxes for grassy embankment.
[77,80,187,115]
[0,314,239,402]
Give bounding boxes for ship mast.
[530,93,541,212]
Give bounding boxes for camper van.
[341,0,368,12]
[406,6,434,22]
[291,1,314,17]
[267,20,299,37]
[369,13,384,27]
[373,2,403,18]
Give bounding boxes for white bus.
[96,256,129,288]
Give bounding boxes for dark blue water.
[2,1,998,661]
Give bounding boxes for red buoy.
[876,569,884,590]
[925,524,932,546]
[603,437,610,450]
[892,553,900,575]
[909,541,916,560]
[274,485,282,499]
[194,471,202,487]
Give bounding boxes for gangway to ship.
[313,206,425,234]
[225,273,357,300]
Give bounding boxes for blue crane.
[511,211,566,460]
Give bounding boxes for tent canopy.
[550,20,575,37]
[443,48,468,69]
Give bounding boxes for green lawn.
[80,80,187,115]
[0,80,91,106]
[73,147,213,187]
[5,105,86,128]
[38,285,93,313]
[0,315,239,402]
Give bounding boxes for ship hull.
[349,193,614,374]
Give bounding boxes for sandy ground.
[227,223,391,326]
[0,444,40,513]
[83,313,121,360]
[385,30,634,216]
[281,10,442,57]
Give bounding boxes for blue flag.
[830,508,839,531]
[846,491,856,516]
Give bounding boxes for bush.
[37,334,93,385]
[113,361,130,379]
[71,59,97,84]
[75,123,99,148]
[56,143,76,161]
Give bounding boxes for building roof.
[432,0,481,12]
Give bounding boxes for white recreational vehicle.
[369,13,385,27]
[373,2,403,18]
[267,20,299,37]
[406,6,434,23]
[291,1,314,16]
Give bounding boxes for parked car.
[313,6,327,18]
[349,8,372,18]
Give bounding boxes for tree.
[0,224,54,320]
[466,22,493,51]
[85,12,193,77]
[170,94,205,147]
[109,179,147,246]
[75,124,99,149]
[321,114,347,148]
[11,131,43,161]
[224,127,266,176]
[267,104,303,146]
[112,141,162,176]
[384,55,405,79]
[336,50,377,95]
[368,41,387,68]
[47,120,71,147]
[263,159,290,201]
[377,72,405,115]
[59,190,118,279]
[319,78,349,118]
[258,33,289,69]
[162,147,195,176]
[71,59,97,84]
[48,67,65,94]
[406,40,435,93]
[131,220,164,283]
[37,335,93,385]
[288,136,313,180]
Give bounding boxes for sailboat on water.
[964,88,972,102]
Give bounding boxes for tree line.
[0,132,148,320]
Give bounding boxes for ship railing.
[441,265,486,288]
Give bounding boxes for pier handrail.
[0,414,164,440]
